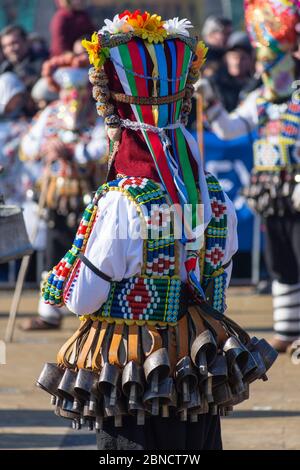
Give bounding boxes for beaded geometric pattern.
[43,174,229,317]
[99,276,182,324]
[201,173,228,313]
[95,177,181,323]
[255,95,300,170]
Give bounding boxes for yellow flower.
[82,32,101,67]
[127,11,167,44]
[191,41,208,71]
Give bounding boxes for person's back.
[50,0,94,56]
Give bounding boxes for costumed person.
[20,52,107,331]
[0,72,30,205]
[36,11,277,450]
[196,0,300,353]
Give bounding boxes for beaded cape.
[43,174,228,321]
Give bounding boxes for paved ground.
[0,287,299,450]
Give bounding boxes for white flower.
[99,14,133,35]
[163,17,194,37]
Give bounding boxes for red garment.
[50,8,94,56]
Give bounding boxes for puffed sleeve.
[20,107,51,160]
[73,118,107,165]
[64,190,143,316]
[223,193,238,286]
[207,89,259,140]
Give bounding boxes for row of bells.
[37,333,278,430]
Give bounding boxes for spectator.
[28,32,49,61]
[0,72,30,205]
[210,31,254,112]
[201,15,233,75]
[31,77,58,110]
[0,25,44,91]
[73,37,86,56]
[50,0,94,56]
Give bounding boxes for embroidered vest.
[43,175,228,322]
[253,94,300,171]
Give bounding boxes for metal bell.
[103,394,126,427]
[95,414,104,432]
[98,363,121,407]
[36,362,65,397]
[223,336,249,372]
[213,381,233,406]
[240,350,258,383]
[203,376,214,403]
[128,399,146,425]
[250,337,278,372]
[59,398,80,420]
[122,361,145,407]
[143,348,170,394]
[244,350,267,383]
[208,354,228,388]
[143,377,176,417]
[57,368,78,401]
[182,387,202,422]
[219,405,233,416]
[223,336,249,394]
[191,330,217,379]
[157,377,177,418]
[175,356,198,403]
[74,369,99,401]
[83,399,96,419]
[54,397,63,417]
[198,395,209,415]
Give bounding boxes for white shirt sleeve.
[223,193,238,286]
[64,190,143,316]
[208,89,259,141]
[73,118,107,165]
[20,107,51,160]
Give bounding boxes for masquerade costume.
[36,11,277,450]
[20,53,106,327]
[205,0,300,350]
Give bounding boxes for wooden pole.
[197,93,204,163]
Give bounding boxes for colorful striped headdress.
[82,10,210,247]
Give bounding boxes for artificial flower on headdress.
[163,17,193,36]
[99,13,134,34]
[120,9,167,43]
[81,32,109,68]
[191,41,208,72]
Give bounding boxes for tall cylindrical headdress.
[82,10,208,244]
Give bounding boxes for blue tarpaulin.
[199,130,257,252]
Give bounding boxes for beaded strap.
[111,89,186,105]
[201,173,228,313]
